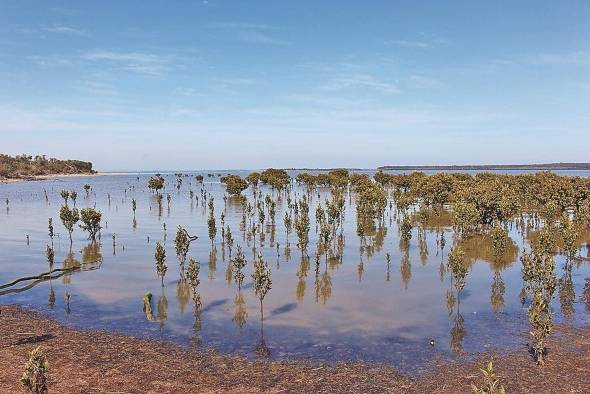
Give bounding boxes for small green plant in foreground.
[470,359,505,394]
[20,346,48,394]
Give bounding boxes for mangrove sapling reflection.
[186,257,203,342]
[143,293,155,321]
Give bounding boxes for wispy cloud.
[321,73,401,94]
[81,50,170,76]
[216,78,257,86]
[407,75,443,89]
[28,54,72,67]
[42,24,87,36]
[174,87,205,97]
[206,21,288,45]
[529,50,590,67]
[390,40,432,49]
[206,22,278,30]
[238,30,289,45]
[388,35,450,49]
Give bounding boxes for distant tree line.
[378,163,590,171]
[0,154,95,179]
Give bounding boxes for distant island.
[378,163,590,171]
[0,154,95,181]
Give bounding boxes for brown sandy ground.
[1,305,589,394]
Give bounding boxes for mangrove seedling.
[174,226,190,265]
[48,218,54,245]
[232,245,247,289]
[46,245,54,267]
[155,241,167,286]
[70,190,78,206]
[470,360,505,394]
[221,174,248,196]
[225,225,234,257]
[207,199,217,247]
[295,197,310,255]
[132,198,137,219]
[252,252,272,315]
[521,247,557,365]
[186,257,202,308]
[186,257,200,293]
[148,175,165,195]
[59,205,79,245]
[60,190,69,205]
[20,346,48,394]
[79,207,102,241]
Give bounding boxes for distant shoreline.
[377,163,590,171]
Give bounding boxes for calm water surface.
[1,170,589,374]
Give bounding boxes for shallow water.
[1,171,589,374]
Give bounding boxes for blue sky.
[1,1,589,171]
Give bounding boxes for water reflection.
[490,271,506,315]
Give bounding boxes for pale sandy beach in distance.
[0,172,121,184]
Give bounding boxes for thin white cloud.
[42,24,87,36]
[206,22,279,30]
[407,75,443,89]
[174,87,205,97]
[81,50,170,76]
[530,50,590,67]
[206,21,288,45]
[389,35,450,49]
[238,30,289,45]
[321,73,401,94]
[216,78,257,86]
[28,54,72,67]
[390,40,432,49]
